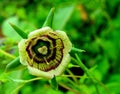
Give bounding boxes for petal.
[55,30,72,54]
[18,39,28,65]
[28,66,54,79]
[52,54,71,76]
[28,27,53,38]
[28,54,71,79]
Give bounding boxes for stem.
[9,23,28,39]
[59,83,80,94]
[42,8,55,28]
[66,69,78,83]
[61,75,86,78]
[75,54,100,94]
[10,84,24,94]
[66,77,81,92]
[24,77,42,83]
[94,77,111,94]
[0,48,16,59]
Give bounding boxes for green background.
[0,0,120,94]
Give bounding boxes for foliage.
[0,0,120,94]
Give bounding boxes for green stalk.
[0,48,16,59]
[42,8,55,28]
[75,54,100,94]
[9,23,28,39]
[66,69,78,84]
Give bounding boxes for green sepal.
[49,76,58,90]
[5,57,25,72]
[42,8,55,28]
[9,23,28,39]
[71,47,85,53]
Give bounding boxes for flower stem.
[0,48,16,59]
[61,74,85,78]
[66,69,78,83]
[42,7,55,28]
[59,82,80,94]
[75,53,100,94]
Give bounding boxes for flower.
[18,27,72,79]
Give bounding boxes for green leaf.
[42,8,55,28]
[107,82,120,94]
[53,5,74,30]
[108,74,120,83]
[50,76,58,90]
[3,70,24,94]
[5,57,25,72]
[100,82,120,94]
[9,23,28,39]
[2,17,22,41]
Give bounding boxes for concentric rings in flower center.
[26,32,64,72]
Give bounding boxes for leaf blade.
[9,23,28,39]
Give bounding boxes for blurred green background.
[0,0,120,94]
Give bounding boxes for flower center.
[26,35,64,72]
[37,46,48,55]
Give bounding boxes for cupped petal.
[18,39,29,65]
[28,66,54,79]
[55,30,72,54]
[52,54,71,76]
[28,54,71,79]
[28,27,53,39]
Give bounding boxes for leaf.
[2,17,22,41]
[100,82,120,94]
[71,47,85,53]
[50,76,58,90]
[9,23,28,39]
[5,57,25,72]
[42,8,55,28]
[108,74,120,83]
[107,82,120,94]
[53,5,75,30]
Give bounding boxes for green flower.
[18,27,72,79]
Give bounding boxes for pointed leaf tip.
[9,22,28,39]
[5,57,24,72]
[42,7,55,28]
[50,76,58,90]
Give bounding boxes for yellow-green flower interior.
[26,32,64,72]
